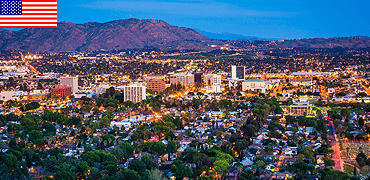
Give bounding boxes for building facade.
[60,76,78,93]
[194,72,203,84]
[146,79,166,93]
[231,65,245,80]
[123,83,146,103]
[204,74,222,86]
[51,85,72,98]
[242,79,266,93]
[170,73,194,87]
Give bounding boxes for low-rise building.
[147,79,166,93]
[242,79,266,93]
[170,73,194,87]
[51,85,72,98]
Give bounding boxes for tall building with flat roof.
[231,65,245,80]
[123,83,146,103]
[60,76,78,93]
[170,73,194,87]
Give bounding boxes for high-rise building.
[194,72,203,84]
[147,79,166,93]
[204,74,222,86]
[123,83,146,103]
[51,85,72,98]
[170,73,194,87]
[231,65,245,80]
[60,76,78,93]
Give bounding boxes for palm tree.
[251,165,257,177]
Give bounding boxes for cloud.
[76,1,298,18]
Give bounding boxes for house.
[265,164,275,171]
[283,146,298,156]
[275,172,293,179]
[305,127,315,135]
[242,153,256,161]
[316,155,325,165]
[240,158,254,167]
[225,165,241,180]
[185,163,196,168]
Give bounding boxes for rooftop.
[244,79,264,83]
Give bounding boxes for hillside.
[0,18,209,52]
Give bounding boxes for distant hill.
[0,18,210,52]
[196,29,269,41]
[274,37,370,49]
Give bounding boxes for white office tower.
[204,74,222,86]
[229,65,245,89]
[123,83,147,103]
[231,65,245,80]
[60,76,78,93]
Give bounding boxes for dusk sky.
[58,0,370,39]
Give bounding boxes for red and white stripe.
[0,0,57,28]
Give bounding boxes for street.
[328,125,344,172]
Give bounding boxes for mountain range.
[195,29,272,41]
[0,18,370,52]
[0,18,210,52]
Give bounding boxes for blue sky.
[57,0,370,39]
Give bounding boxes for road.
[328,125,344,172]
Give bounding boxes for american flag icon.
[0,0,57,28]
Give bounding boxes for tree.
[110,147,125,161]
[115,169,141,180]
[54,162,77,180]
[148,169,168,180]
[193,153,211,168]
[174,164,192,179]
[324,157,335,167]
[255,160,265,169]
[297,154,305,162]
[357,92,367,98]
[223,110,231,120]
[341,109,350,120]
[356,152,367,167]
[151,141,166,155]
[234,139,249,159]
[88,167,102,180]
[29,130,43,143]
[359,117,365,127]
[213,160,229,177]
[128,159,147,176]
[77,161,89,179]
[292,127,298,135]
[166,140,177,157]
[303,146,314,158]
[42,156,58,173]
